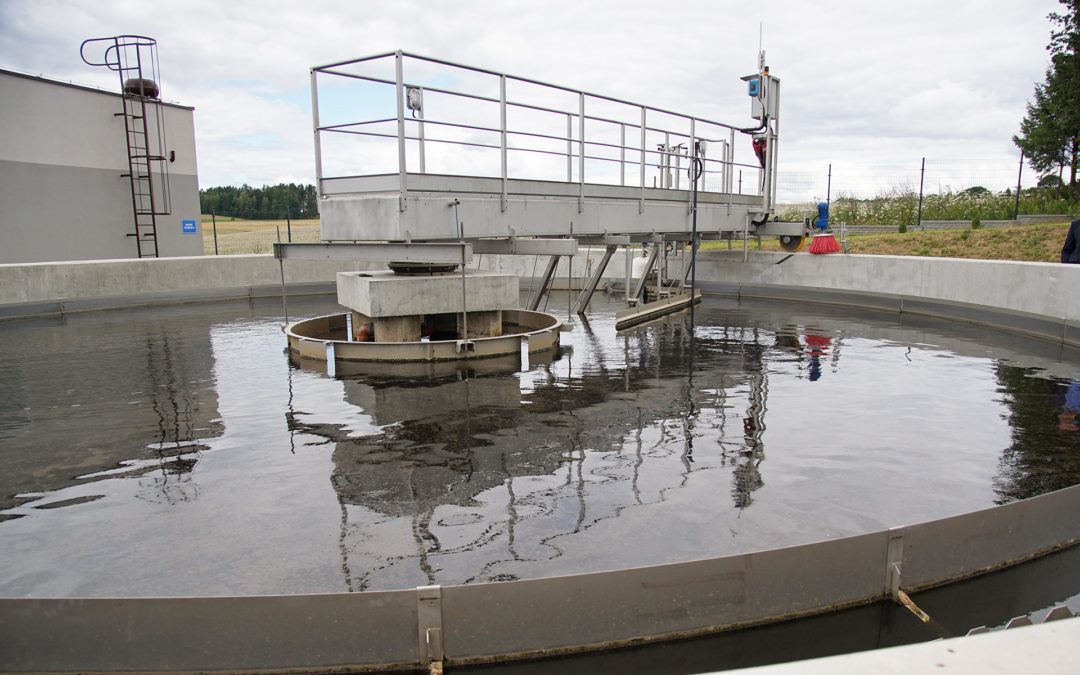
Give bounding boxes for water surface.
[1,292,1078,597]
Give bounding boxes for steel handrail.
[311,50,758,211]
[315,65,740,144]
[321,127,754,184]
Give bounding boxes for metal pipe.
[311,50,399,72]
[388,50,743,130]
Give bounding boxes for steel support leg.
[630,244,660,304]
[571,245,616,315]
[528,255,561,311]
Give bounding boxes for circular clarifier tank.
[1,292,1078,599]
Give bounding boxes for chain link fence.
[200,158,1079,253]
[777,158,1078,230]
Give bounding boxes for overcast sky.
[0,0,1064,196]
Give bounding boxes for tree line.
[200,183,318,219]
[1014,0,1079,197]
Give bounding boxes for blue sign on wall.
[182,219,197,234]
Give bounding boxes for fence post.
[1014,152,1024,222]
[286,207,292,242]
[916,157,926,232]
[212,209,218,255]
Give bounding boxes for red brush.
[808,232,841,254]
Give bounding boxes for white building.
[0,68,202,263]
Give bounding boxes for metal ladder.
[81,35,171,258]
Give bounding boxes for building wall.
[0,69,202,263]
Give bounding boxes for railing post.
[395,50,408,212]
[656,132,665,190]
[566,113,573,183]
[500,75,508,212]
[417,87,426,174]
[639,107,646,214]
[620,122,626,187]
[688,118,696,209]
[310,68,323,199]
[578,92,585,214]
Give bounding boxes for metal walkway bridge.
[277,50,807,277]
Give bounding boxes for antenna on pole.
[758,23,766,73]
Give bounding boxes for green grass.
[700,221,1073,262]
[206,216,1074,262]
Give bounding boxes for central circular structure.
[286,267,562,366]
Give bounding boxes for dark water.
[1,292,1079,598]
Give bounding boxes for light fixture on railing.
[406,86,423,118]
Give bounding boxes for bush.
[971,215,982,229]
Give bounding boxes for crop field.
[201,215,320,255]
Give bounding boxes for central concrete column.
[461,310,502,338]
[375,315,422,342]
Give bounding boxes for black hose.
[737,117,768,135]
[688,142,704,332]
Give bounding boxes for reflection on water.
[993,368,1080,502]
[0,293,1078,597]
[0,309,222,516]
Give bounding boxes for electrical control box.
[742,73,779,121]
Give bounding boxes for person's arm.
[1063,223,1078,263]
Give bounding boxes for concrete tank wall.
[2,251,1079,342]
[693,250,1080,321]
[0,255,365,319]
[689,250,1080,346]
